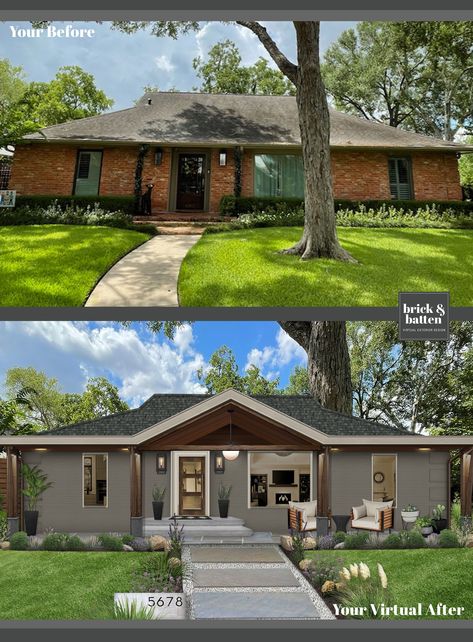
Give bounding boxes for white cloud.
[245,327,306,377]
[0,321,206,407]
[154,55,175,73]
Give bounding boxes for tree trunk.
[282,23,355,261]
[279,321,353,414]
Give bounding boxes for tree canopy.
[193,39,295,95]
[323,21,473,140]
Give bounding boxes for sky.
[0,321,307,407]
[0,21,356,110]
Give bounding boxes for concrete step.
[143,516,253,538]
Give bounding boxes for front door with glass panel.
[176,154,206,210]
[179,456,206,515]
[74,150,103,196]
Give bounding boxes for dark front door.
[178,456,206,515]
[176,154,206,210]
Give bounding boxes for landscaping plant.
[337,562,393,619]
[438,529,461,548]
[343,532,370,549]
[300,554,344,591]
[21,464,54,535]
[131,554,185,593]
[168,516,184,558]
[289,532,307,566]
[113,599,155,621]
[0,509,7,542]
[9,531,29,550]
[98,533,125,551]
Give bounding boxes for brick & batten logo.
[398,292,450,341]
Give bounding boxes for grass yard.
[0,551,156,619]
[0,225,151,306]
[178,227,473,307]
[306,549,473,619]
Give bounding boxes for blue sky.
[0,21,356,110]
[0,322,307,407]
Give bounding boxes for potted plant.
[152,486,166,520]
[21,464,53,536]
[416,516,433,536]
[401,504,420,523]
[432,504,447,533]
[218,484,232,518]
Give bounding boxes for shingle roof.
[46,393,408,438]
[24,92,473,151]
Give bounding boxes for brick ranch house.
[9,92,473,214]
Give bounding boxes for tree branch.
[278,321,312,352]
[236,21,298,84]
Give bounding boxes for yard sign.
[0,190,16,207]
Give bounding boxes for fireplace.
[275,492,291,505]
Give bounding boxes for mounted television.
[272,470,294,485]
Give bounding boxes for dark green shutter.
[74,151,102,196]
[388,158,413,200]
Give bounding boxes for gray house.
[2,389,473,537]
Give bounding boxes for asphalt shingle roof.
[24,92,472,151]
[46,393,408,438]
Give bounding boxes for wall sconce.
[155,148,163,166]
[214,452,225,474]
[156,452,167,474]
[219,149,227,166]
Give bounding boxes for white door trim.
[171,451,210,516]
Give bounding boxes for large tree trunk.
[282,23,355,261]
[280,321,353,414]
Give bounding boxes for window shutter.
[388,158,412,200]
[77,153,91,179]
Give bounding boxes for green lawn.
[178,227,473,306]
[0,225,150,306]
[306,549,473,619]
[0,551,155,619]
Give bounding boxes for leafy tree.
[57,377,129,425]
[459,137,473,186]
[0,58,31,148]
[0,389,36,436]
[283,365,310,396]
[112,20,353,261]
[197,346,279,395]
[5,368,64,432]
[193,40,294,95]
[323,22,473,140]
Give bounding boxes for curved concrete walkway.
[85,234,201,307]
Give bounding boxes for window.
[82,454,108,507]
[74,150,103,196]
[254,154,304,198]
[248,452,311,508]
[372,454,397,506]
[388,157,413,200]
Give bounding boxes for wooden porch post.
[317,448,330,517]
[460,450,473,516]
[130,447,143,536]
[6,447,20,533]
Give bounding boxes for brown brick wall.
[411,152,462,200]
[0,459,6,511]
[209,148,235,212]
[9,143,463,211]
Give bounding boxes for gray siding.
[22,451,130,533]
[143,452,171,518]
[330,450,449,530]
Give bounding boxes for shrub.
[130,537,150,552]
[381,533,402,549]
[98,533,125,551]
[219,195,304,216]
[168,517,184,558]
[0,510,7,542]
[121,534,135,546]
[317,535,336,550]
[333,531,346,544]
[9,531,29,550]
[438,529,461,548]
[15,195,136,215]
[343,532,370,549]
[64,535,86,551]
[337,562,393,619]
[399,530,426,549]
[42,532,69,551]
[289,532,306,565]
[303,554,344,591]
[132,554,185,593]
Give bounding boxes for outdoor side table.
[332,514,350,532]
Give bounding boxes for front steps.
[143,516,254,539]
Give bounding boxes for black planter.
[433,518,448,533]
[218,499,229,518]
[24,510,38,536]
[152,501,164,520]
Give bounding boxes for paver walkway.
[85,234,200,306]
[182,545,334,620]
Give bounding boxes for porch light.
[34,448,47,451]
[155,148,163,166]
[223,409,239,461]
[156,452,167,474]
[214,452,225,473]
[219,149,227,166]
